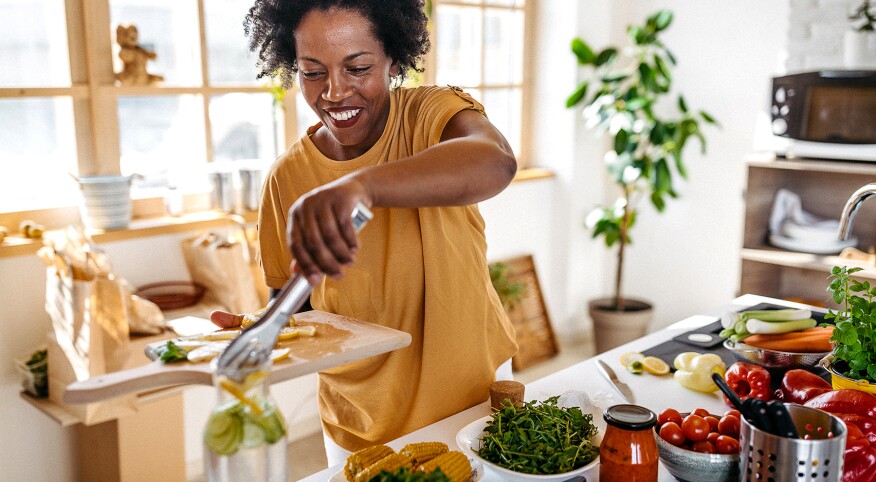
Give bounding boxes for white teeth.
[327,109,361,121]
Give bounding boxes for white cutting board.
[63,310,411,404]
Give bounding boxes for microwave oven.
[767,70,876,162]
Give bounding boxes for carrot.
[741,326,834,353]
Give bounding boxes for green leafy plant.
[850,0,876,32]
[489,262,526,310]
[477,396,599,475]
[825,266,876,381]
[566,10,717,311]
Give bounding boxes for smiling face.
[294,7,399,160]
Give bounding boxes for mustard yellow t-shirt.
[258,85,518,450]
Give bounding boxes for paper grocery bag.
[181,232,262,315]
[41,248,138,425]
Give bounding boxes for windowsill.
[0,168,555,259]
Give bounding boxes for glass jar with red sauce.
[600,404,659,482]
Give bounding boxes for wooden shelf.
[739,157,876,305]
[741,247,876,278]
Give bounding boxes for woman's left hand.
[286,177,371,285]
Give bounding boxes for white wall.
[0,1,816,480]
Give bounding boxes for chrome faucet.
[839,183,876,240]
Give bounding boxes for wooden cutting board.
[63,310,411,404]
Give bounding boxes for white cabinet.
[740,155,876,305]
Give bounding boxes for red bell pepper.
[804,389,876,420]
[842,421,876,482]
[723,362,771,406]
[836,413,876,445]
[774,369,833,404]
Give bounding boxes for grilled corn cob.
[354,453,412,482]
[417,451,470,482]
[344,445,395,481]
[400,442,448,467]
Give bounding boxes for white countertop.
[300,294,803,482]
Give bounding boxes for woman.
[241,0,518,464]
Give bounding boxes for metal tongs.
[215,203,373,381]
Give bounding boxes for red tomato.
[659,422,685,447]
[658,408,683,427]
[691,440,717,453]
[715,435,740,455]
[723,409,741,418]
[682,414,710,442]
[718,415,741,439]
[705,416,720,433]
[706,431,720,443]
[692,408,711,418]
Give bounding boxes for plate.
[455,416,599,482]
[768,233,857,254]
[329,455,484,482]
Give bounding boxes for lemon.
[270,347,291,362]
[642,356,670,375]
[619,351,644,367]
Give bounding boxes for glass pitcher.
[204,360,287,482]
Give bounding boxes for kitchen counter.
[301,294,813,482]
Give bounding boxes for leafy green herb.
[368,468,451,482]
[156,340,188,363]
[825,266,876,381]
[477,396,599,475]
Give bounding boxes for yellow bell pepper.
[673,352,726,393]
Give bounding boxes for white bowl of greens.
[455,397,600,482]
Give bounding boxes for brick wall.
[788,0,876,70]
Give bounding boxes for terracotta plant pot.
[589,297,653,354]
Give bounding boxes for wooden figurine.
[114,24,164,86]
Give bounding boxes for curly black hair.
[244,0,430,87]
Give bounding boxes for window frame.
[0,0,536,230]
[425,0,534,166]
[0,0,302,226]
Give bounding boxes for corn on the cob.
[400,441,448,467]
[353,453,412,482]
[344,445,395,481]
[417,451,471,482]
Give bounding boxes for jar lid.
[603,404,657,431]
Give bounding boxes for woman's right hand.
[287,176,371,286]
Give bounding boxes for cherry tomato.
[715,435,741,455]
[691,440,717,453]
[718,415,741,438]
[705,416,720,433]
[692,408,711,418]
[707,431,720,443]
[682,414,710,442]
[658,408,683,427]
[659,422,685,447]
[723,409,741,418]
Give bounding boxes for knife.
[597,359,636,404]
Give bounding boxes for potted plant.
[845,0,876,68]
[821,265,876,394]
[489,261,526,311]
[566,10,716,352]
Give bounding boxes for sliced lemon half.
[619,351,644,367]
[642,356,670,375]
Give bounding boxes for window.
[0,0,304,217]
[0,0,532,220]
[429,0,530,162]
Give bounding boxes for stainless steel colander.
[723,340,830,369]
